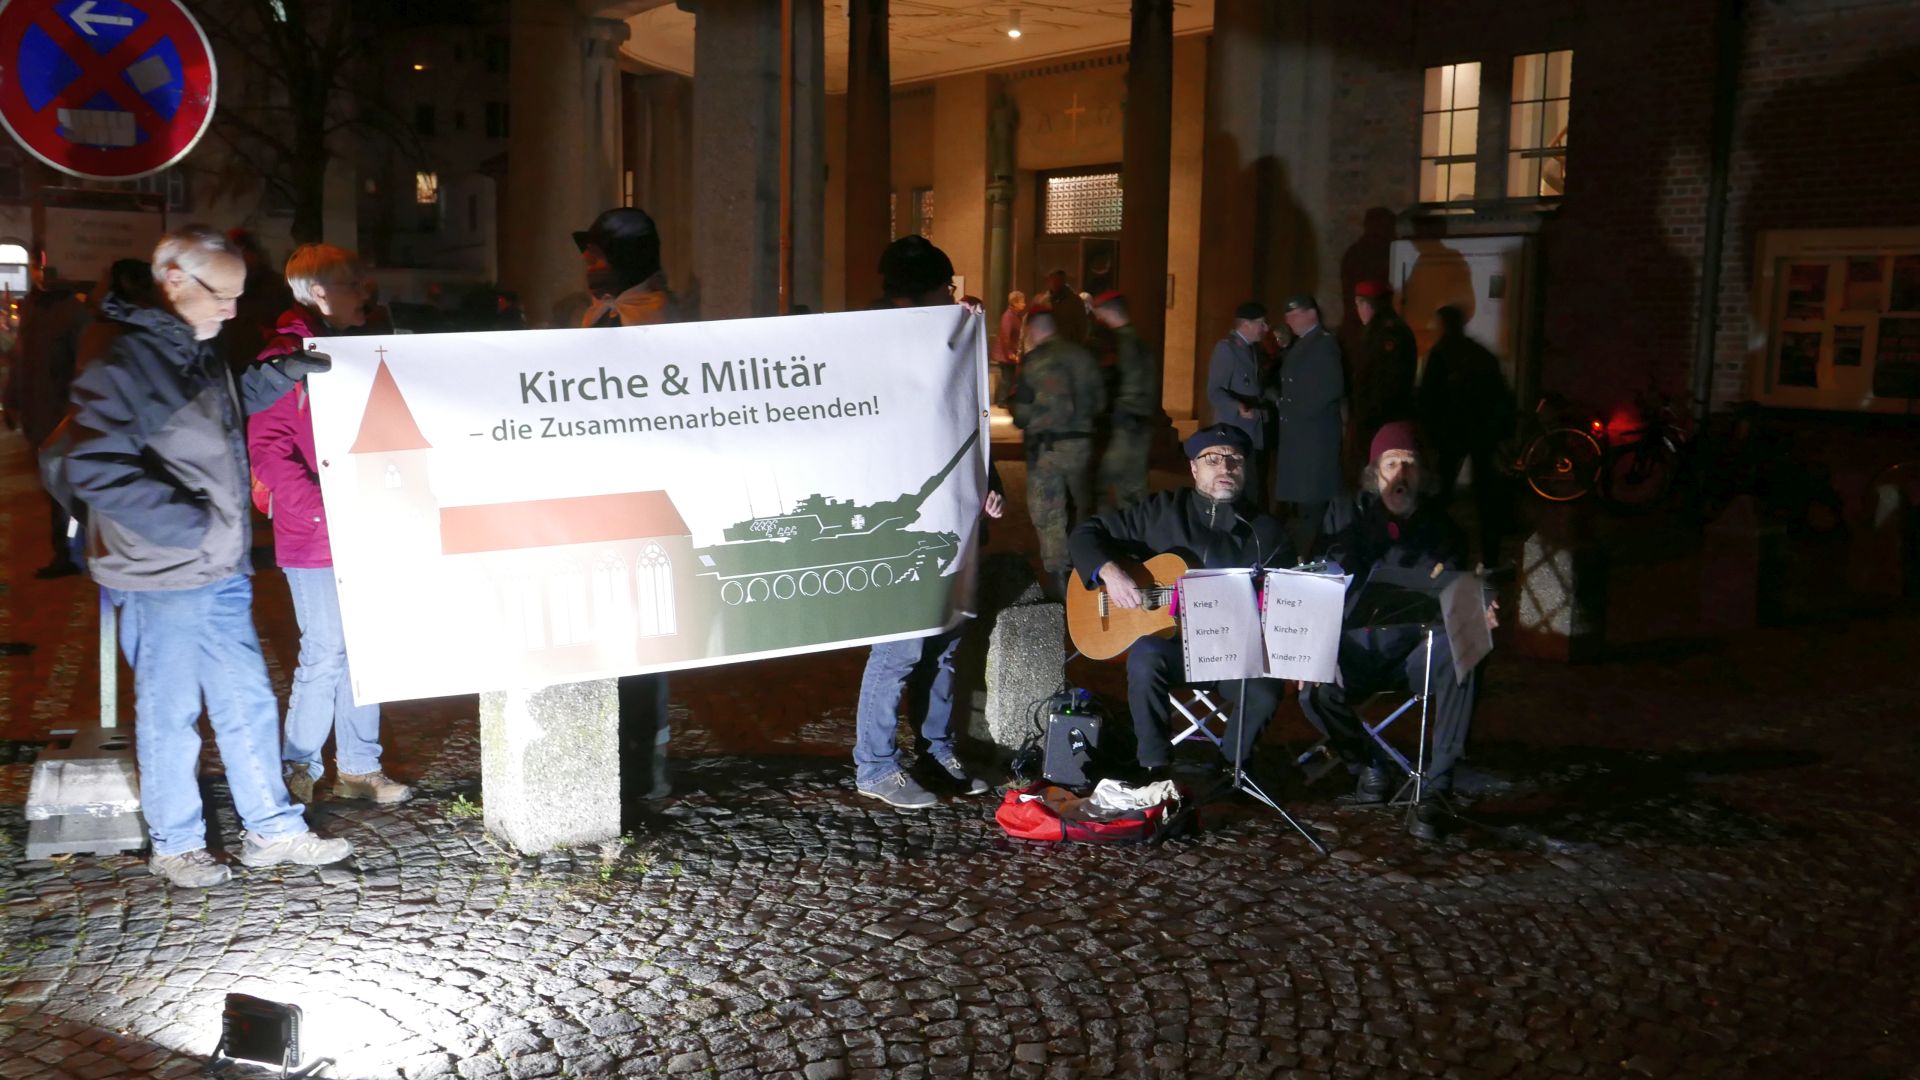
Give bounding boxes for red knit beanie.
[1369,421,1418,464]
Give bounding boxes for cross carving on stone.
[1064,93,1087,143]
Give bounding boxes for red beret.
[1353,280,1391,300]
[1091,290,1124,308]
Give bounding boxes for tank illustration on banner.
[695,432,983,653]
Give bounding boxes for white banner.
[304,307,990,704]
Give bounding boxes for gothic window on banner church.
[549,560,592,647]
[1509,51,1572,199]
[593,553,634,640]
[637,544,675,637]
[1420,62,1480,204]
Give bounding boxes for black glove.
[274,351,332,380]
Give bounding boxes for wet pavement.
[1,431,1918,1079]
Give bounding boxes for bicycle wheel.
[1601,440,1678,511]
[1524,428,1603,501]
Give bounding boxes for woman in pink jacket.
[248,244,410,806]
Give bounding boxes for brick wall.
[1715,1,1920,407]
[1314,0,1920,417]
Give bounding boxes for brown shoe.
[333,770,413,805]
[283,763,315,805]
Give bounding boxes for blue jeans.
[283,567,383,778]
[854,627,962,786]
[111,573,308,856]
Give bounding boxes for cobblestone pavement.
[2,432,1919,1079]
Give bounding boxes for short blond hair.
[284,243,363,306]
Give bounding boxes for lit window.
[1509,51,1572,198]
[1043,172,1123,234]
[415,171,438,205]
[1420,62,1480,204]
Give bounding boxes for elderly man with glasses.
[1068,423,1297,777]
[62,225,354,888]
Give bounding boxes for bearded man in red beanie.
[1301,420,1496,839]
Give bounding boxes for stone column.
[842,0,891,307]
[1191,0,1272,423]
[985,94,1016,331]
[1119,0,1174,350]
[503,2,626,327]
[681,0,825,319]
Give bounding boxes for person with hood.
[64,225,352,888]
[244,243,412,807]
[574,207,679,807]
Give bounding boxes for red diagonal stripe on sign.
[36,9,170,140]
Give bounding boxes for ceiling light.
[1007,9,1022,38]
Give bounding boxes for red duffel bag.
[994,782,1179,844]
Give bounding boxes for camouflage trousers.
[1027,438,1094,574]
[1098,426,1153,515]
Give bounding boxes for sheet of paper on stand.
[1177,569,1265,681]
[1440,572,1494,684]
[1261,566,1352,683]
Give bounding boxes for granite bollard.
[480,679,621,853]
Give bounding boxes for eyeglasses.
[1197,453,1246,470]
[189,272,242,304]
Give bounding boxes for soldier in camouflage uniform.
[1013,305,1106,591]
[1090,291,1162,513]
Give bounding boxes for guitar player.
[1066,423,1296,779]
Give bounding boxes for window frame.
[1417,60,1482,206]
[1507,50,1573,201]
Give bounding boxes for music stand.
[1342,562,1467,830]
[1152,568,1328,856]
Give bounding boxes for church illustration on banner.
[341,360,713,683]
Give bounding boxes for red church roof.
[440,492,691,555]
[349,361,431,454]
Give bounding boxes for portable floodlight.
[211,993,329,1078]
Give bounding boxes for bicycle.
[1501,394,1606,502]
[1599,389,1693,512]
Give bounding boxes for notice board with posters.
[1752,229,1920,413]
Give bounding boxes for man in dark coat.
[1040,268,1089,347]
[1206,301,1270,487]
[573,207,679,810]
[1272,294,1346,556]
[3,264,89,577]
[1349,280,1418,448]
[1068,423,1296,774]
[1418,305,1516,565]
[1301,422,1494,839]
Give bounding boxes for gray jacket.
[66,297,252,591]
[1206,332,1266,450]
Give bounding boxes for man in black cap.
[1206,302,1271,496]
[853,235,1005,810]
[576,207,676,329]
[1068,423,1296,775]
[574,206,678,810]
[1273,294,1345,556]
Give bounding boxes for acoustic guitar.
[1065,553,1191,660]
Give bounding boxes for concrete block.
[982,602,1065,754]
[480,679,621,854]
[1511,507,1606,662]
[25,726,140,821]
[1700,496,1785,629]
[26,811,147,859]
